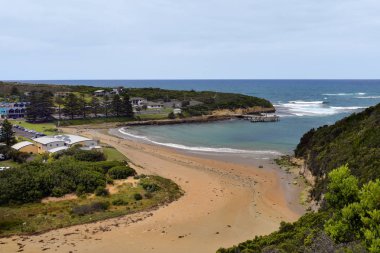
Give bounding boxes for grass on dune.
[0,176,182,237]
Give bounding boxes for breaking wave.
[322,92,366,96]
[275,100,366,117]
[355,96,380,99]
[118,128,282,155]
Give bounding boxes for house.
[54,134,99,148]
[110,87,124,95]
[147,101,164,109]
[0,102,29,119]
[94,90,106,97]
[32,134,100,154]
[54,92,72,98]
[130,97,147,107]
[173,108,182,114]
[11,141,39,154]
[33,136,66,154]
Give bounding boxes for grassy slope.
[295,103,380,200]
[103,147,127,161]
[218,104,380,253]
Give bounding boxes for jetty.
[242,114,280,123]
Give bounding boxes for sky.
[0,0,380,80]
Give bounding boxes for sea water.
[24,80,380,156]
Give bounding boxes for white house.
[11,141,39,154]
[94,90,106,96]
[173,108,182,114]
[33,134,99,154]
[33,136,66,154]
[147,101,164,109]
[54,134,99,148]
[130,97,147,107]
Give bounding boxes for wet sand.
[0,127,305,253]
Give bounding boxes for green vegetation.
[0,119,15,146]
[103,147,127,161]
[295,103,380,200]
[0,175,182,236]
[10,120,57,135]
[219,104,380,253]
[59,116,135,126]
[217,166,379,253]
[0,145,182,236]
[108,166,136,179]
[1,82,273,125]
[25,90,55,122]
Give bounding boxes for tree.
[63,93,81,120]
[0,119,15,146]
[55,96,65,120]
[121,92,134,118]
[111,94,122,117]
[168,112,176,119]
[26,90,54,122]
[103,95,110,118]
[10,86,19,96]
[90,97,100,117]
[325,165,359,209]
[79,94,88,119]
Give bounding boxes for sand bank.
[0,127,304,253]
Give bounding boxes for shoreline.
[110,127,305,215]
[1,126,305,253]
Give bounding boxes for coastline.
[1,126,305,253]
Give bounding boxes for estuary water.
[25,80,380,156]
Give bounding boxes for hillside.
[295,103,380,200]
[0,81,274,119]
[218,103,380,253]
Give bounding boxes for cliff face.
[294,103,380,200]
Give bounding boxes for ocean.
[24,80,380,157]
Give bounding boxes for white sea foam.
[288,100,325,104]
[118,128,282,155]
[275,101,366,117]
[322,92,366,96]
[355,96,380,99]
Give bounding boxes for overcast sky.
[1,0,379,79]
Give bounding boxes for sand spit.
[0,127,304,253]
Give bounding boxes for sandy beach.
[0,127,305,253]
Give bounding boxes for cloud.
[0,0,379,79]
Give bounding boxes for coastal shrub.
[140,180,160,193]
[72,201,110,216]
[218,166,380,253]
[76,184,86,196]
[95,161,126,173]
[8,149,30,163]
[112,199,128,206]
[168,112,176,119]
[133,193,143,201]
[53,146,106,162]
[51,187,66,197]
[0,158,107,205]
[294,103,380,200]
[108,166,136,179]
[94,186,109,196]
[73,150,106,162]
[144,192,153,199]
